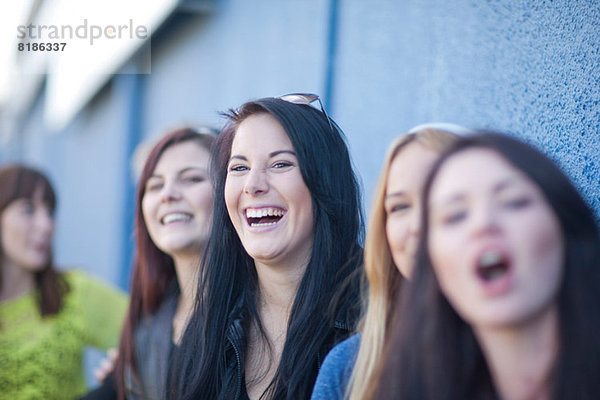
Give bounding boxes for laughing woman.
[168,96,364,400]
[111,127,216,400]
[372,133,600,400]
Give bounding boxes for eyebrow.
[385,191,407,200]
[493,177,522,193]
[433,177,524,207]
[148,166,207,179]
[228,149,296,162]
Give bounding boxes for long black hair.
[372,132,600,400]
[169,97,364,400]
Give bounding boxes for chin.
[164,240,205,255]
[468,304,548,330]
[245,248,281,264]
[24,261,48,272]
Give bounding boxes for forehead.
[387,142,440,193]
[153,141,210,173]
[14,186,47,203]
[232,113,293,154]
[429,148,529,201]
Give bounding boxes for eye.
[145,180,163,192]
[387,203,410,214]
[503,196,532,210]
[21,201,35,215]
[183,175,206,184]
[442,210,467,225]
[272,161,293,169]
[228,164,249,173]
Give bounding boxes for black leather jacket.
[219,297,357,400]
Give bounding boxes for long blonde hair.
[347,127,460,400]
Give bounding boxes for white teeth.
[480,251,502,268]
[162,213,192,225]
[245,208,285,218]
[250,221,278,227]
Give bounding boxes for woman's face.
[385,142,440,278]
[142,141,214,257]
[225,113,314,269]
[1,187,54,272]
[428,148,564,329]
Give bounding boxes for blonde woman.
[311,124,468,400]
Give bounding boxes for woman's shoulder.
[62,270,125,297]
[61,269,127,319]
[311,334,361,400]
[324,334,361,366]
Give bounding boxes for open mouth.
[245,207,286,227]
[161,212,193,225]
[476,250,510,282]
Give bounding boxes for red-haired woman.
[106,127,215,399]
[0,164,127,399]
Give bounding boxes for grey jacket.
[125,281,178,400]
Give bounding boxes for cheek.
[285,174,312,204]
[520,210,565,291]
[224,179,240,223]
[1,218,26,257]
[141,197,154,226]
[195,185,214,210]
[386,217,409,252]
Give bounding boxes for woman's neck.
[0,260,35,302]
[254,259,307,316]
[244,259,308,400]
[171,250,203,344]
[474,306,559,400]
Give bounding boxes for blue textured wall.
[333,0,599,214]
[1,0,598,291]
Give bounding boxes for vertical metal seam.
[324,0,340,114]
[119,72,144,290]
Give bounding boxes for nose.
[244,168,269,196]
[470,201,500,238]
[160,180,182,203]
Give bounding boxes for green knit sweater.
[0,271,127,400]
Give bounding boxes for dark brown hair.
[0,164,67,316]
[115,127,215,400]
[371,132,600,400]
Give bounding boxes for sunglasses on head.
[277,92,334,133]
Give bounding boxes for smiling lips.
[161,212,193,225]
[245,207,286,227]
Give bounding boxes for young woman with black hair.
[168,96,364,400]
[371,132,600,400]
